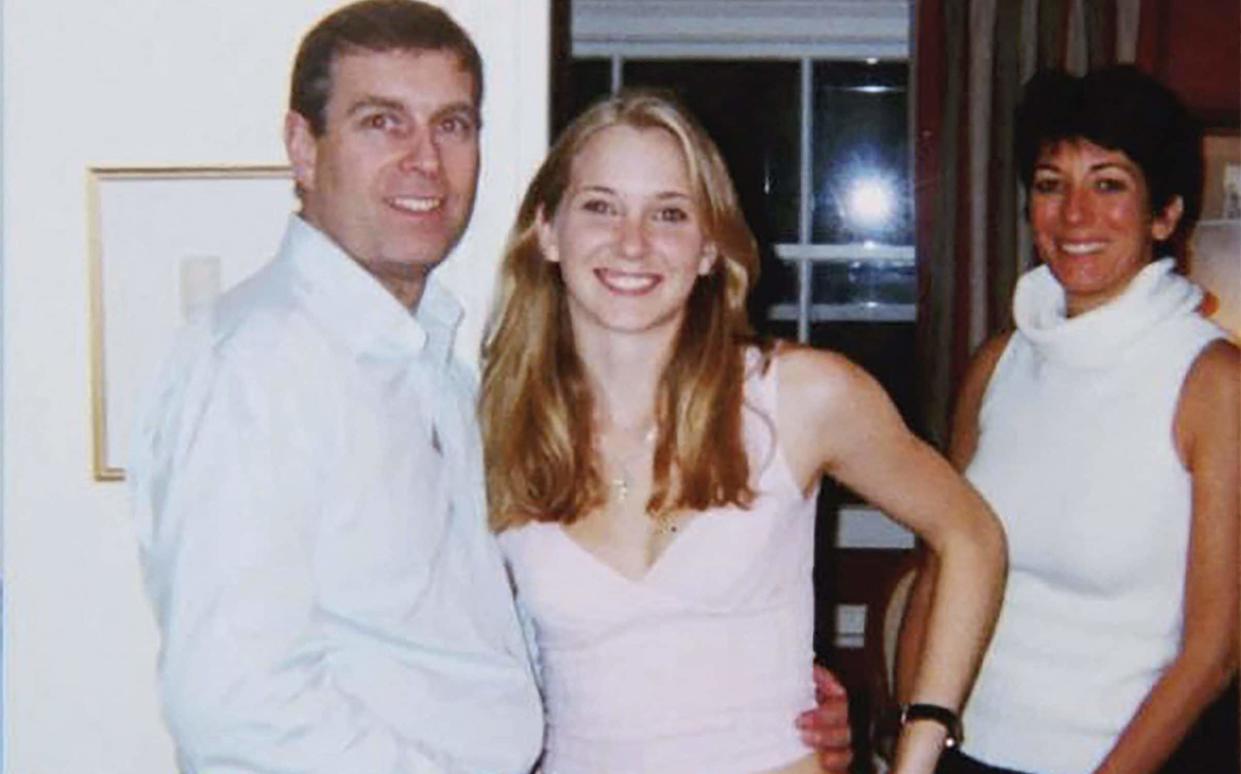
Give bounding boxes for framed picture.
[1190,132,1241,340]
[1201,131,1241,221]
[87,165,295,481]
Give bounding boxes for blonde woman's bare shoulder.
[773,341,907,486]
[774,340,882,410]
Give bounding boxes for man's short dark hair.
[290,0,483,136]
[1015,65,1203,245]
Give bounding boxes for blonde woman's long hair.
[481,90,768,531]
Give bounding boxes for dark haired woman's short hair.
[1014,65,1203,244]
[290,0,483,136]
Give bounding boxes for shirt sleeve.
[514,598,542,687]
[131,341,463,774]
[494,530,541,687]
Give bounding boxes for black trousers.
[936,744,1240,774]
[933,684,1239,774]
[935,749,1032,774]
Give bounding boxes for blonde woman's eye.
[582,199,616,215]
[655,207,689,223]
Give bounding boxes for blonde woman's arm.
[777,345,1006,774]
[894,331,1010,705]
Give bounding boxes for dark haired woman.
[898,66,1239,774]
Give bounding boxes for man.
[131,2,851,771]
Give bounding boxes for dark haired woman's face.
[1029,139,1182,316]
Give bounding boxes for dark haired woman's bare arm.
[1092,339,1239,774]
[777,346,1006,774]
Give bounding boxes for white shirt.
[131,216,543,774]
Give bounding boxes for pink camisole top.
[498,350,820,773]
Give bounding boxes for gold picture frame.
[1201,131,1241,221]
[87,165,294,481]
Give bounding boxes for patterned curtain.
[912,0,1154,448]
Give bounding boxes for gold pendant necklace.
[654,512,679,535]
[611,472,633,502]
[600,422,677,534]
[607,425,655,504]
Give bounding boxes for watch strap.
[900,702,963,748]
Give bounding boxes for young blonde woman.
[480,90,1006,774]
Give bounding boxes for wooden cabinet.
[1140,0,1241,126]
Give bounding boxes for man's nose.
[398,130,442,176]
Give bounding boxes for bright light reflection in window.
[846,177,895,230]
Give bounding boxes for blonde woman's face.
[538,124,717,341]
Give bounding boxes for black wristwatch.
[899,703,963,749]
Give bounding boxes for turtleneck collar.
[1012,258,1203,369]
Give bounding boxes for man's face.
[286,48,480,296]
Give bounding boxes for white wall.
[1,1,548,770]
[0,0,6,573]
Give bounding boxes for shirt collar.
[278,214,463,367]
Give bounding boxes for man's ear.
[536,206,559,263]
[1150,195,1184,242]
[284,111,318,193]
[697,242,718,276]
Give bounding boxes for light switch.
[834,603,867,649]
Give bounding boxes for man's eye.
[363,113,397,131]
[438,114,477,137]
[1095,177,1128,193]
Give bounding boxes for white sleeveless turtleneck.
[959,259,1225,773]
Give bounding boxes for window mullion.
[796,57,813,343]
